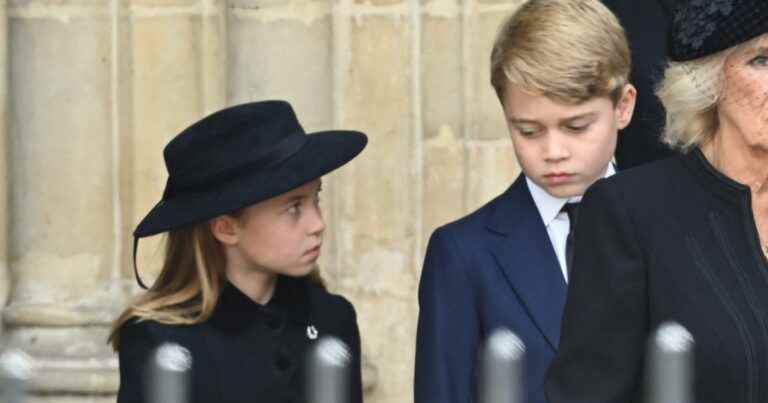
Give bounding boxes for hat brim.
[134,130,367,238]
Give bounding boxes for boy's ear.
[210,216,239,246]
[615,84,637,131]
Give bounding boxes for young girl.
[109,100,367,403]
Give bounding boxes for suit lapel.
[486,176,567,350]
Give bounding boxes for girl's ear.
[616,84,638,131]
[210,216,239,246]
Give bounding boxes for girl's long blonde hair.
[108,223,224,350]
[108,220,326,350]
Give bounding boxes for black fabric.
[560,203,580,278]
[602,0,678,169]
[134,100,367,238]
[116,276,363,403]
[131,100,367,289]
[131,237,147,290]
[546,149,768,403]
[668,0,768,61]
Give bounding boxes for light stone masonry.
[5,0,122,397]
[1,0,526,402]
[0,0,8,337]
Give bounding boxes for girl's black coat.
[117,276,363,403]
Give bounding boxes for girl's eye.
[287,203,301,216]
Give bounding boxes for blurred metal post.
[646,322,694,403]
[0,349,33,403]
[479,328,526,403]
[148,343,192,403]
[307,336,351,403]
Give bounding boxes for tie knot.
[560,202,580,223]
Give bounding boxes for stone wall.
[0,0,522,402]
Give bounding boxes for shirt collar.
[526,163,616,227]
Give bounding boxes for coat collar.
[485,175,567,350]
[213,275,311,327]
[683,147,750,207]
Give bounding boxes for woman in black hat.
[108,100,367,403]
[546,1,768,402]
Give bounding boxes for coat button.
[265,315,284,331]
[274,352,292,373]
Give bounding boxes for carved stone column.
[4,0,121,400]
[0,0,9,338]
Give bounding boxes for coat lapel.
[486,175,567,349]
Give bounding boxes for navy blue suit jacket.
[415,174,567,403]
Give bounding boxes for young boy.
[414,2,636,403]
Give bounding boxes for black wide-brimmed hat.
[669,0,768,61]
[132,100,367,287]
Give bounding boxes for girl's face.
[226,179,325,277]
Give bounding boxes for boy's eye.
[566,124,590,133]
[516,127,538,137]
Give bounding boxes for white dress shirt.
[526,164,616,283]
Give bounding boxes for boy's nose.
[543,135,570,161]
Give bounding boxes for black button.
[274,352,292,373]
[265,315,284,331]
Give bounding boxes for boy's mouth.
[543,172,574,184]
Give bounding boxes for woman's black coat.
[117,276,363,403]
[546,149,768,403]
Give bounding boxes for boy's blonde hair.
[490,0,631,104]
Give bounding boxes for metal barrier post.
[148,343,192,403]
[0,349,32,403]
[646,322,694,403]
[479,328,526,403]
[308,336,351,403]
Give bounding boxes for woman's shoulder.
[611,155,686,188]
[591,155,690,205]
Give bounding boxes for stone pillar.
[4,0,121,400]
[226,0,337,276]
[465,0,521,210]
[422,0,466,249]
[129,0,227,281]
[0,0,8,338]
[331,1,419,402]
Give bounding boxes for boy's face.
[502,84,636,198]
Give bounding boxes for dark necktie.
[561,202,580,279]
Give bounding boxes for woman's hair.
[656,36,763,150]
[108,217,326,350]
[490,0,631,104]
[655,51,732,150]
